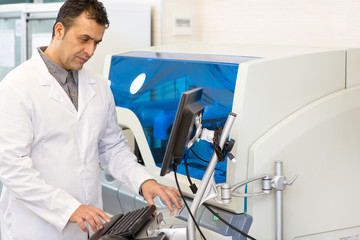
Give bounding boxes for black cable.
[190,148,210,164]
[184,152,198,194]
[183,152,194,188]
[212,126,236,163]
[213,126,226,162]
[173,163,207,240]
[190,149,226,174]
[203,203,256,240]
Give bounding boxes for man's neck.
[44,44,68,71]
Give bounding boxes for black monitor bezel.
[160,87,204,176]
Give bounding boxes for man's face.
[55,12,106,71]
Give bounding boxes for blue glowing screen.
[108,51,259,183]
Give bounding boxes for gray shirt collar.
[37,46,78,85]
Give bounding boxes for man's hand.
[141,179,182,211]
[69,205,111,232]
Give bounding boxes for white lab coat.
[0,49,152,239]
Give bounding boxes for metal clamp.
[213,175,272,203]
[272,174,299,191]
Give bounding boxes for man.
[0,0,181,239]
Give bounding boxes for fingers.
[159,187,181,211]
[94,207,111,223]
[75,217,87,232]
[167,187,182,209]
[167,186,181,198]
[142,181,183,211]
[145,197,156,207]
[155,189,174,211]
[69,205,110,232]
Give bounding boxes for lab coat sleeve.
[98,85,153,194]
[0,81,81,232]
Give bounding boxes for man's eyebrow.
[80,34,93,39]
[80,34,102,43]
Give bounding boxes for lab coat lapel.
[78,69,96,117]
[48,84,77,114]
[34,48,77,114]
[39,71,77,115]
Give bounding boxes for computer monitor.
[160,87,204,176]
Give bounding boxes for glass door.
[26,4,61,58]
[0,17,22,80]
[27,18,55,58]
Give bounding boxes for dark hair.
[52,0,109,37]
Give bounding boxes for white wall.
[150,0,360,48]
[150,0,201,46]
[199,0,360,47]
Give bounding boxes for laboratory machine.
[100,43,360,239]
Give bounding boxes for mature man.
[0,0,181,239]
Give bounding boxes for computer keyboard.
[89,205,156,240]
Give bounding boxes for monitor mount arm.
[187,113,215,149]
[213,175,272,205]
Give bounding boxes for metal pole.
[187,112,237,240]
[275,161,283,240]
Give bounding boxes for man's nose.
[84,42,96,58]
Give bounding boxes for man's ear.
[54,22,65,40]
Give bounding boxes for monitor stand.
[186,112,237,240]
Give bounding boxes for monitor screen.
[160,88,204,176]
